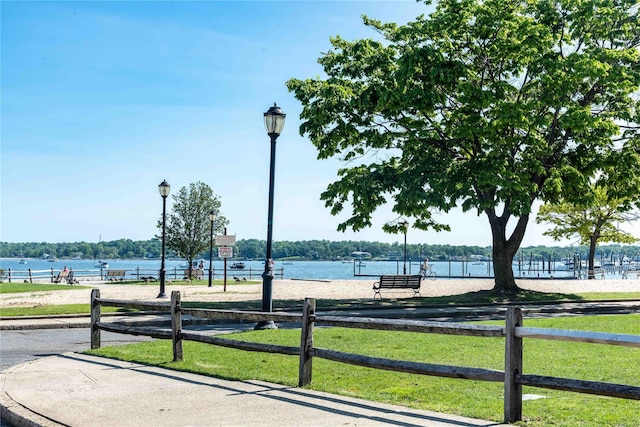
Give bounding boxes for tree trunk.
[486,209,528,294]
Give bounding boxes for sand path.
[1,278,638,308]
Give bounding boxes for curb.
[1,391,64,427]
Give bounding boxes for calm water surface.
[1,258,579,280]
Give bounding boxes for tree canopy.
[537,143,640,277]
[287,0,640,293]
[161,181,228,277]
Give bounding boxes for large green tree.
[287,0,640,293]
[160,182,228,278]
[537,143,640,278]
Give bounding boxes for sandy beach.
[1,277,639,308]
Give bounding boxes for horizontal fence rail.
[314,315,504,337]
[90,290,640,424]
[515,326,640,347]
[312,348,504,382]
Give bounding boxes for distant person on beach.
[63,266,68,272]
[421,258,429,273]
[198,260,204,270]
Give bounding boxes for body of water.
[1,257,587,281]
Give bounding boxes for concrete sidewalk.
[1,353,507,427]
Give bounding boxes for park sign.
[218,247,233,258]
[215,234,236,246]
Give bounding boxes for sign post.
[215,231,236,291]
[217,247,233,258]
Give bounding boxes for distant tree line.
[1,240,639,263]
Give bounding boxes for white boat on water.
[18,259,27,264]
[95,260,109,269]
[230,262,246,270]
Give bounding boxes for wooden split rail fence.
[90,289,640,423]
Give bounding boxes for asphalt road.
[0,328,154,372]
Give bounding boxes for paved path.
[1,353,507,427]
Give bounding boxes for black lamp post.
[255,103,285,330]
[158,180,171,298]
[208,211,216,288]
[400,220,409,274]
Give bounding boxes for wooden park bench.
[183,269,204,280]
[52,270,70,284]
[622,270,640,280]
[372,274,422,301]
[106,270,127,281]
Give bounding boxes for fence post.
[91,289,101,349]
[8,268,12,283]
[504,306,523,423]
[299,298,316,386]
[28,268,33,283]
[171,291,183,362]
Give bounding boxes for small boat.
[229,262,245,270]
[18,259,27,265]
[47,257,58,262]
[95,260,109,269]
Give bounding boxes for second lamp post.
[400,220,409,275]
[255,103,285,330]
[158,180,171,298]
[208,211,216,287]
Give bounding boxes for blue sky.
[2,0,636,247]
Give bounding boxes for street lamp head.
[399,219,409,229]
[158,180,171,198]
[209,210,216,222]
[264,103,286,135]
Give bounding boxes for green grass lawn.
[0,283,90,293]
[87,314,640,427]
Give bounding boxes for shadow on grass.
[182,289,590,312]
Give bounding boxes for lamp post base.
[254,320,278,330]
[157,292,167,298]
